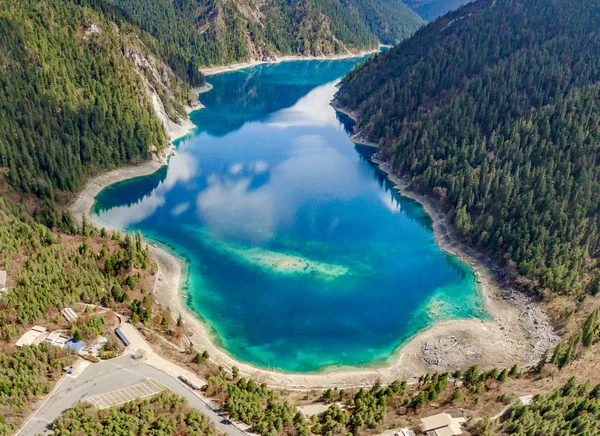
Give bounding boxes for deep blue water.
[93,58,486,372]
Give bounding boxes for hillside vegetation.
[0,0,191,198]
[336,0,600,294]
[51,392,216,435]
[107,0,423,67]
[500,377,600,435]
[0,192,160,432]
[0,198,155,341]
[403,0,471,21]
[0,345,74,434]
[339,0,424,45]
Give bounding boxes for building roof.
[61,307,78,323]
[428,425,460,436]
[421,413,454,431]
[64,339,86,353]
[43,331,71,347]
[115,327,130,346]
[15,326,48,348]
[0,270,6,287]
[421,413,465,436]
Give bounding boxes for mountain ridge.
[403,0,472,21]
[107,0,424,74]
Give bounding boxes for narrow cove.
[92,58,487,373]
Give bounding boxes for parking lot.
[84,379,162,410]
[17,350,247,436]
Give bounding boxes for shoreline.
[69,59,558,390]
[370,158,558,366]
[331,103,379,148]
[68,85,212,224]
[164,84,213,142]
[201,49,380,76]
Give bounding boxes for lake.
[93,57,486,372]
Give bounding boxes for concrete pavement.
[18,317,249,436]
[17,354,247,436]
[85,379,162,409]
[117,318,209,391]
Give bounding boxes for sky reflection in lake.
[93,59,486,372]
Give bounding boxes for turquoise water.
[93,58,487,372]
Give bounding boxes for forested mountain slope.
[107,0,423,68]
[403,0,471,21]
[340,0,424,45]
[336,0,600,293]
[0,194,154,432]
[0,0,192,198]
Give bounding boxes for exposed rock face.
[82,18,196,144]
[121,32,198,141]
[83,23,102,39]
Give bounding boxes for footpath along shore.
[69,60,558,391]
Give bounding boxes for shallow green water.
[93,58,487,372]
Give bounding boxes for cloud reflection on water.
[92,58,486,373]
[95,80,374,240]
[194,134,365,243]
[98,152,199,227]
[266,81,343,129]
[379,191,401,214]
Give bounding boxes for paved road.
[17,354,247,436]
[85,379,162,409]
[116,319,209,390]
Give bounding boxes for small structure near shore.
[61,307,79,323]
[420,413,466,436]
[519,394,534,406]
[115,327,130,346]
[15,326,48,348]
[43,331,71,348]
[0,270,7,295]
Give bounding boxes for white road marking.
[84,380,162,410]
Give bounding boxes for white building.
[0,270,7,294]
[15,326,48,348]
[420,413,466,436]
[43,331,71,348]
[61,307,79,323]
